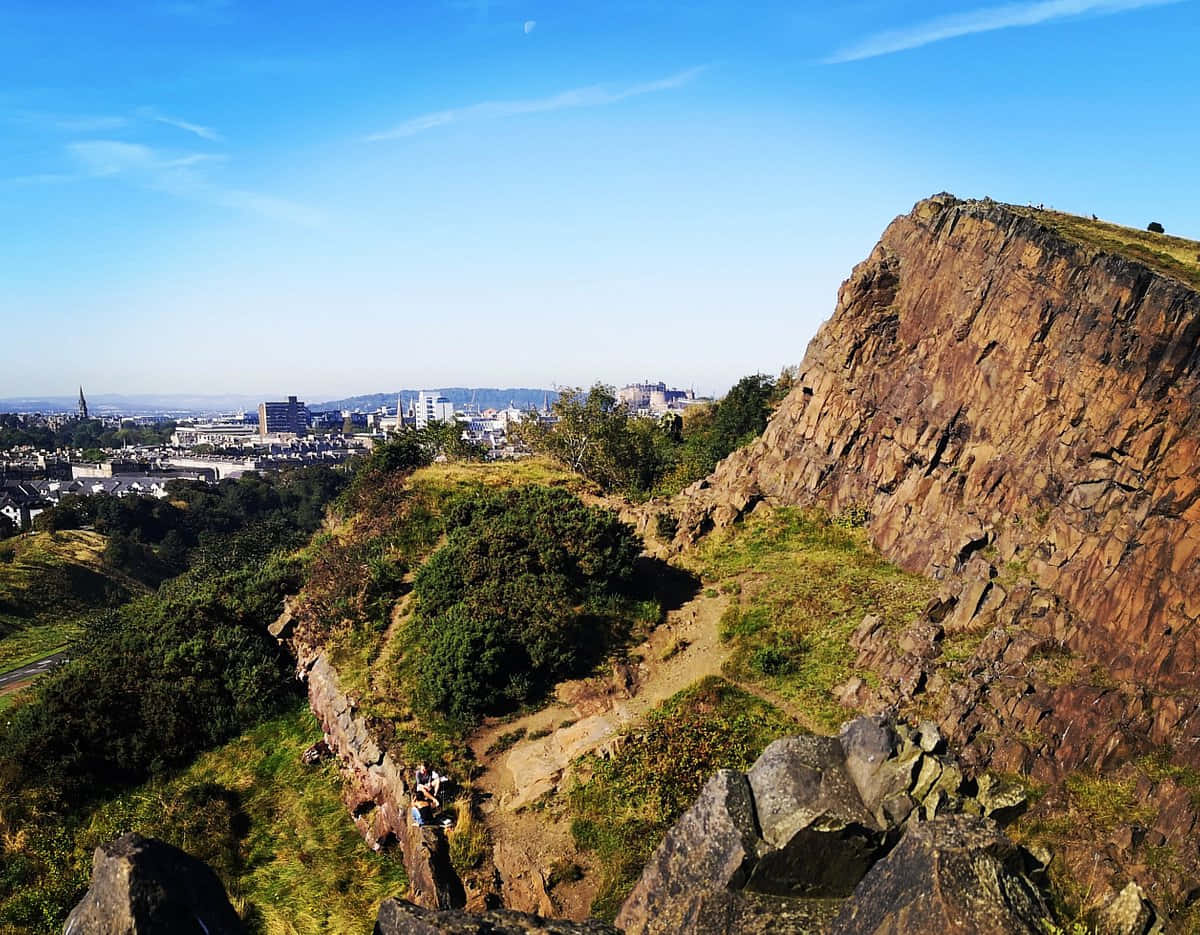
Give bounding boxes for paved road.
[0,652,69,691]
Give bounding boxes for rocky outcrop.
[673,194,1200,907]
[302,652,469,911]
[63,833,243,935]
[832,817,1050,934]
[374,899,620,934]
[1093,882,1165,935]
[303,653,411,848]
[616,716,1040,935]
[404,824,467,911]
[678,194,1200,694]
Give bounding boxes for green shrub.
[408,486,641,723]
[1148,221,1165,234]
[750,645,795,676]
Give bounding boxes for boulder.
[832,815,1052,934]
[1093,882,1164,935]
[403,823,467,911]
[62,833,243,934]
[915,721,943,753]
[615,770,762,935]
[838,717,910,822]
[375,899,620,934]
[746,737,878,848]
[974,773,1028,823]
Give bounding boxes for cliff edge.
[674,194,1200,912]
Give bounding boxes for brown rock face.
[675,194,1200,910]
[680,193,1200,691]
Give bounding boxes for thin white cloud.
[826,0,1189,63]
[12,140,322,226]
[8,111,130,133]
[137,106,224,141]
[53,115,131,132]
[524,19,536,34]
[66,140,224,177]
[365,65,706,141]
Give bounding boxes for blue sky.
[2,0,1197,399]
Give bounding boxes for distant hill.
[0,394,262,416]
[313,388,558,412]
[0,389,561,417]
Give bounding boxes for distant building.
[78,386,88,420]
[257,396,309,436]
[617,381,695,413]
[415,391,455,429]
[172,421,259,447]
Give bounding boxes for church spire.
[78,386,88,420]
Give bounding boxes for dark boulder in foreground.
[833,816,1050,934]
[616,717,1060,935]
[374,898,619,934]
[63,832,243,934]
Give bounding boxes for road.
[0,652,69,691]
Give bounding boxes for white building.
[415,391,455,429]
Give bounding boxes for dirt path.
[467,585,733,919]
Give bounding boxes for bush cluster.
[410,486,641,722]
[0,535,302,801]
[518,372,794,499]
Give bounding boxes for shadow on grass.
[632,556,701,613]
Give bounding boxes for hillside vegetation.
[516,373,793,499]
[0,530,131,638]
[295,449,661,770]
[556,506,935,919]
[1018,206,1200,289]
[690,507,936,732]
[0,467,350,933]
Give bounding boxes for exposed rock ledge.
[665,193,1200,907]
[301,650,467,911]
[65,714,1163,933]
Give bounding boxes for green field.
[0,622,80,674]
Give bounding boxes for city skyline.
[3,0,1198,396]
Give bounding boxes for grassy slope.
[74,704,407,935]
[0,530,130,639]
[1014,206,1200,290]
[688,507,936,732]
[563,506,936,917]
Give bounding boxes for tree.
[1148,221,1165,234]
[515,384,641,491]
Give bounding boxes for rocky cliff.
[674,194,1200,911]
